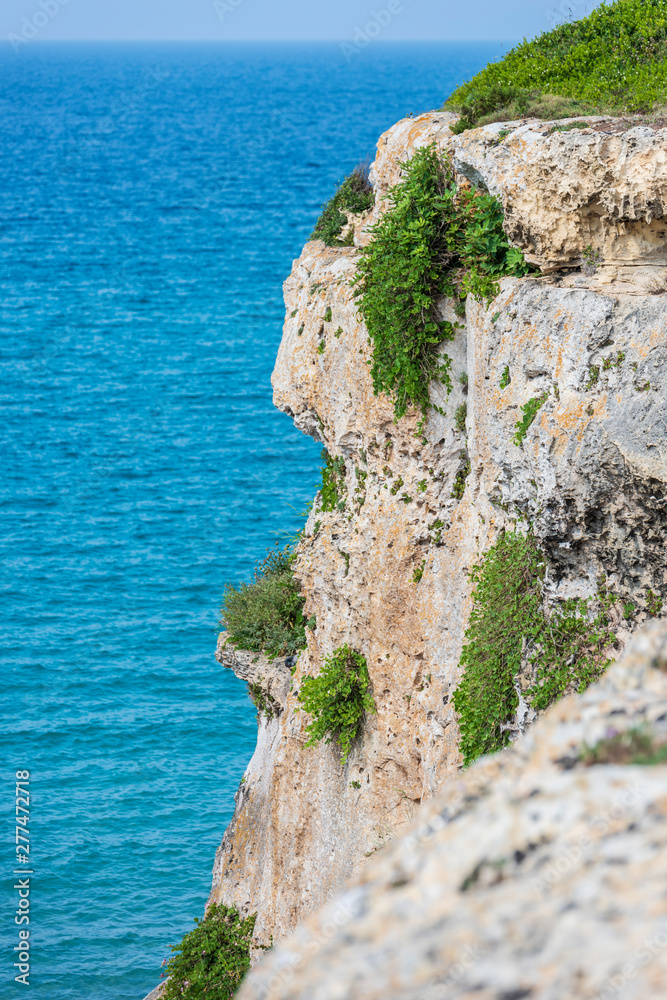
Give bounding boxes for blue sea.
[0,41,503,999]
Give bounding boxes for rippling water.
[0,41,502,998]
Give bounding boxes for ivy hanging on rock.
[352,144,532,429]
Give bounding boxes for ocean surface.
[0,41,504,998]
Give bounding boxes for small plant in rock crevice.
[352,144,532,432]
[455,402,468,433]
[585,365,601,389]
[320,449,347,512]
[297,644,376,764]
[247,682,278,720]
[500,365,511,389]
[163,902,256,1000]
[513,393,548,446]
[647,589,664,616]
[451,451,471,500]
[311,163,375,246]
[582,244,602,273]
[412,559,426,583]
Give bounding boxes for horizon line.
[0,37,517,45]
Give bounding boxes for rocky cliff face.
[239,620,667,1000]
[208,111,667,961]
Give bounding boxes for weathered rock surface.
[206,109,667,959]
[369,111,667,290]
[215,635,293,713]
[239,621,667,1000]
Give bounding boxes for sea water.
[0,41,503,998]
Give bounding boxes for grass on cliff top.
[444,0,667,131]
[220,545,307,658]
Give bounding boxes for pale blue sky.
[2,0,601,43]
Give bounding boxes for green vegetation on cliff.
[311,163,374,246]
[163,903,256,1000]
[445,0,667,131]
[353,144,531,426]
[221,545,307,658]
[453,532,615,765]
[298,644,375,764]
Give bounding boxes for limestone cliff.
[240,620,667,1000]
[207,109,667,959]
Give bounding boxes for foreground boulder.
[239,621,667,1000]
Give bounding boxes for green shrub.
[297,644,375,764]
[453,531,615,765]
[453,532,545,764]
[311,164,375,246]
[445,0,667,130]
[163,903,256,1000]
[221,546,307,658]
[319,449,347,512]
[353,144,532,427]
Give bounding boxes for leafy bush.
[311,163,375,246]
[221,546,307,658]
[297,644,375,764]
[353,144,532,426]
[163,903,256,1000]
[445,0,667,130]
[453,531,615,765]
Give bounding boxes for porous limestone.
[239,620,667,1000]
[207,108,667,966]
